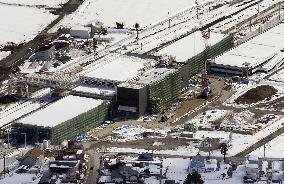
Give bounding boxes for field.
[0,3,57,47]
[0,0,68,8]
[52,0,209,30]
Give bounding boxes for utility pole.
[208,137,212,159]
[21,133,26,149]
[3,153,6,177]
[168,12,171,28]
[263,143,266,159]
[279,2,282,21]
[7,129,10,149]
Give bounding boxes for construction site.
[1,0,284,183]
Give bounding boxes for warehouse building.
[16,95,109,143]
[209,23,284,76]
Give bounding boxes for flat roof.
[17,95,104,127]
[73,85,116,96]
[133,67,176,84]
[82,56,153,82]
[118,67,176,89]
[157,31,226,63]
[213,23,284,68]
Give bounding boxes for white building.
[209,23,284,76]
[70,26,91,39]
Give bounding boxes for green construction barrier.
[148,71,182,113]
[187,34,234,77]
[51,101,110,143]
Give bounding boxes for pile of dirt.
[236,85,277,104]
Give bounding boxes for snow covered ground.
[199,115,284,156]
[51,0,210,30]
[0,173,41,184]
[269,68,284,82]
[0,4,56,47]
[189,109,229,128]
[0,88,52,127]
[0,0,68,8]
[112,125,168,142]
[105,146,199,157]
[250,133,284,158]
[0,51,10,61]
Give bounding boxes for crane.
[195,0,212,99]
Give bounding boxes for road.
[82,142,102,184]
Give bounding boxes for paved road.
[82,142,102,184]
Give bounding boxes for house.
[111,166,141,183]
[205,159,217,172]
[20,147,44,167]
[164,180,178,184]
[49,160,80,175]
[34,44,55,61]
[189,161,206,173]
[137,153,154,162]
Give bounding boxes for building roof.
[22,148,44,161]
[157,31,226,63]
[72,85,116,96]
[17,95,105,127]
[213,23,284,68]
[49,160,80,169]
[81,55,155,82]
[190,161,205,168]
[138,153,154,161]
[118,67,176,89]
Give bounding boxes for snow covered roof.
[213,23,284,68]
[49,160,80,169]
[17,95,104,127]
[73,85,116,96]
[82,56,153,82]
[157,31,226,63]
[119,67,176,89]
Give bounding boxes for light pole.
[21,133,26,149]
[7,129,10,149]
[207,137,212,159]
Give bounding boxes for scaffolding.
[148,71,182,113]
[185,34,234,78]
[51,101,110,143]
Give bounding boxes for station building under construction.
[6,30,234,143]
